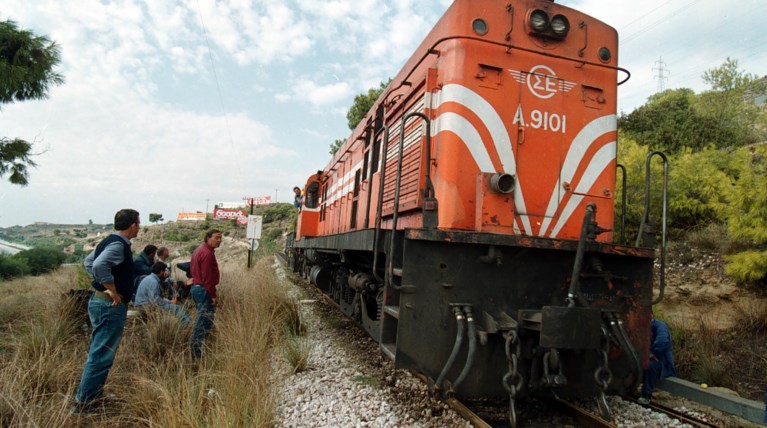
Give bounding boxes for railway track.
[445,394,721,427]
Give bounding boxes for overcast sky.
[1,0,765,227]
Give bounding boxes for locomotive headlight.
[550,15,570,37]
[529,10,549,33]
[472,18,489,35]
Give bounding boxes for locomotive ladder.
[379,112,433,362]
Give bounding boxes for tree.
[0,19,64,185]
[697,58,766,148]
[149,213,164,224]
[346,80,389,130]
[330,80,390,155]
[0,138,36,184]
[619,59,766,153]
[619,88,713,152]
[329,139,345,156]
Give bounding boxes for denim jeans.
[191,285,215,358]
[75,295,127,404]
[641,359,662,398]
[163,303,191,326]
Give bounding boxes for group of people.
[72,209,223,414]
[131,244,190,324]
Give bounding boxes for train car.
[290,0,666,423]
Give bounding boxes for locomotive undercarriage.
[290,228,654,402]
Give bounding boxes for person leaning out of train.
[293,186,303,210]
[638,314,678,405]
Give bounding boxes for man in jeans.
[190,229,222,358]
[73,209,140,414]
[638,314,678,405]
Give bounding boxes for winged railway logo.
[510,65,577,99]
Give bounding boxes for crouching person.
[134,261,191,325]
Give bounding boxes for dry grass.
[664,311,737,390]
[0,255,302,427]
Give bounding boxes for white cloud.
[276,79,353,107]
[1,0,766,227]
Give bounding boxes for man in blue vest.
[72,209,140,414]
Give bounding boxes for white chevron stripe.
[432,84,532,235]
[433,112,494,172]
[548,141,616,238]
[538,114,617,236]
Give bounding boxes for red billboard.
[246,196,271,206]
[213,208,248,225]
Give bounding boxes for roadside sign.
[246,215,263,240]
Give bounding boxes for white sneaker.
[637,396,651,405]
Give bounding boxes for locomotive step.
[380,343,397,361]
[383,305,400,319]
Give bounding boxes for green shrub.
[667,147,732,229]
[0,254,29,279]
[724,250,767,283]
[255,203,295,223]
[722,145,767,284]
[726,145,767,243]
[12,248,66,275]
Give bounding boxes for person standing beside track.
[639,314,678,405]
[72,208,140,414]
[189,229,222,359]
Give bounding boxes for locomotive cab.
[295,171,323,239]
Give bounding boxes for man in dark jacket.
[639,315,678,404]
[73,209,140,414]
[134,244,157,277]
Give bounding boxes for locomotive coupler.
[542,349,566,387]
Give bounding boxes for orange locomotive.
[290,0,664,423]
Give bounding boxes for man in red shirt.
[190,229,222,358]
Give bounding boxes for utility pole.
[652,57,670,93]
[275,188,278,204]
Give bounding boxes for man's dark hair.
[157,246,169,258]
[151,261,167,275]
[114,209,140,231]
[205,229,222,241]
[143,244,158,256]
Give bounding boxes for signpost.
[246,215,263,268]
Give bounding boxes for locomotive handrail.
[635,151,668,305]
[387,112,432,290]
[566,203,595,307]
[363,124,375,229]
[616,163,627,245]
[384,35,631,108]
[372,124,391,284]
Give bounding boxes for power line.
[194,0,238,155]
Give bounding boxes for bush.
[667,147,732,229]
[723,145,767,284]
[724,250,767,283]
[0,254,29,279]
[12,248,66,275]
